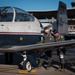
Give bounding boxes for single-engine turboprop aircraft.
[0,6,42,70]
[0,1,75,72]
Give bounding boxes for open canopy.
[0,6,34,22]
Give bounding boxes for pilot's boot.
[58,52,65,72]
[58,68,65,72]
[58,59,65,72]
[61,68,65,72]
[60,63,65,72]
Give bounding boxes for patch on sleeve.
[61,35,64,38]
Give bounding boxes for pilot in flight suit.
[38,25,53,70]
[53,29,66,71]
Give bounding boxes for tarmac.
[0,48,75,75]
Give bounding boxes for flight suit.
[53,34,66,70]
[38,33,53,69]
[44,33,53,68]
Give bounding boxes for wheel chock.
[30,69,36,72]
[19,69,36,74]
[19,70,28,74]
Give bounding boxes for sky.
[0,0,74,10]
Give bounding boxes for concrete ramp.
[0,64,18,72]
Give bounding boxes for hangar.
[28,2,75,34]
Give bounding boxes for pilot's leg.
[38,58,44,68]
[45,51,52,70]
[57,50,60,66]
[47,57,52,68]
[57,49,65,71]
[60,48,66,71]
[38,52,45,68]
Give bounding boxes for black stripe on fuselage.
[0,34,42,46]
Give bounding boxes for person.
[38,25,53,70]
[53,29,66,71]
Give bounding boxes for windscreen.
[14,7,34,22]
[0,7,13,22]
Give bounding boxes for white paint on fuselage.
[0,18,41,34]
[0,6,42,35]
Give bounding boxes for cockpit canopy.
[0,6,34,22]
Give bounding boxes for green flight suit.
[53,34,66,69]
[38,33,53,68]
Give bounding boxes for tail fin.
[57,1,68,34]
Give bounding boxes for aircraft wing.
[0,40,75,53]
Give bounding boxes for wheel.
[23,60,32,72]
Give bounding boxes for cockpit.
[0,6,34,22]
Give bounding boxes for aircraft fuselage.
[0,6,42,46]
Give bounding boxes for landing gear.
[21,51,39,72]
[23,60,32,72]
[21,52,32,72]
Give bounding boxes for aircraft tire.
[23,60,32,72]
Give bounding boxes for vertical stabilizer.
[57,1,68,34]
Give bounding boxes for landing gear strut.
[21,52,32,72]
